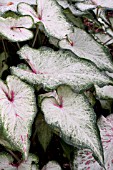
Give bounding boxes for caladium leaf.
[41,85,104,166]
[0,0,36,15]
[17,0,72,39]
[59,27,113,71]
[11,45,112,92]
[42,161,62,170]
[95,85,113,99]
[0,75,37,159]
[73,114,113,170]
[0,153,39,170]
[0,16,34,42]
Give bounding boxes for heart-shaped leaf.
[0,0,36,15]
[0,75,37,159]
[59,27,113,71]
[41,85,104,166]
[73,114,113,170]
[11,45,112,92]
[17,0,72,39]
[95,85,113,99]
[0,16,34,42]
[0,152,39,170]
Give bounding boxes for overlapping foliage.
[0,0,113,169]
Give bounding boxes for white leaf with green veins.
[73,114,113,170]
[41,85,104,166]
[0,16,34,42]
[95,85,113,99]
[0,75,37,159]
[0,0,36,15]
[11,45,112,92]
[0,153,39,170]
[18,0,72,40]
[59,27,113,71]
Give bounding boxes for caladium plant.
[0,0,113,169]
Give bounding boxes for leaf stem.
[16,42,20,49]
[2,39,7,58]
[7,149,20,162]
[32,26,39,47]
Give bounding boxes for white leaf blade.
[42,161,62,170]
[0,0,36,15]
[37,0,72,39]
[0,16,34,42]
[59,27,113,71]
[0,76,37,158]
[41,85,104,166]
[11,45,112,92]
[18,3,39,24]
[95,85,113,99]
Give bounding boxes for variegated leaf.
[0,0,36,15]
[41,85,104,166]
[73,114,113,170]
[0,16,33,42]
[95,85,113,99]
[59,27,113,71]
[0,75,37,158]
[0,153,39,170]
[11,45,112,92]
[42,161,62,170]
[17,0,72,39]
